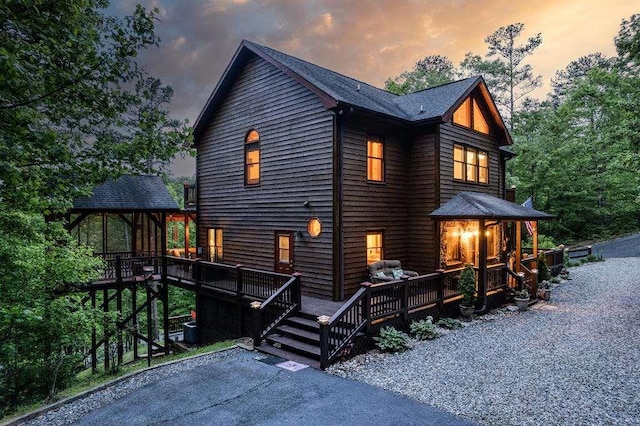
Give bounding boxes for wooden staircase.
[256,311,323,369]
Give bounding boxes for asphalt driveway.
[67,350,472,426]
[591,232,640,258]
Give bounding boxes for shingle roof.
[72,175,180,211]
[429,192,554,220]
[194,40,510,142]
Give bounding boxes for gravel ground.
[14,347,243,426]
[327,257,640,425]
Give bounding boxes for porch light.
[317,315,330,326]
[250,301,261,310]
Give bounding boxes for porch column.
[184,215,190,257]
[532,220,538,269]
[515,221,522,273]
[478,220,487,304]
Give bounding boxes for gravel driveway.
[328,257,640,425]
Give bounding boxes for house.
[193,40,551,304]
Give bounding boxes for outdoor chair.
[368,260,418,283]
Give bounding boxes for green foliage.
[384,55,457,94]
[537,253,551,282]
[514,289,530,299]
[410,317,439,340]
[373,326,412,352]
[458,265,476,307]
[523,234,557,249]
[436,317,463,330]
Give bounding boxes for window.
[208,228,223,262]
[367,137,384,182]
[453,97,490,135]
[245,129,260,185]
[453,144,488,184]
[486,226,497,258]
[366,232,383,264]
[307,217,322,238]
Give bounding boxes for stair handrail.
[252,273,301,345]
[319,286,369,369]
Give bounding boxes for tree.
[549,53,613,107]
[0,0,191,411]
[461,23,542,129]
[384,55,457,94]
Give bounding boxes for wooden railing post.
[318,315,331,370]
[361,282,372,331]
[236,264,244,297]
[115,255,122,284]
[250,301,262,347]
[293,272,302,308]
[435,269,444,303]
[401,276,409,324]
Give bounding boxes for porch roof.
[429,192,554,220]
[72,175,180,212]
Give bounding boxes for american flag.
[522,196,534,235]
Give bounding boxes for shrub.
[410,317,439,340]
[458,265,476,307]
[537,252,551,282]
[515,289,530,299]
[373,326,412,352]
[436,317,463,330]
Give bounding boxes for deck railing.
[252,273,302,342]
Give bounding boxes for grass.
[2,340,235,422]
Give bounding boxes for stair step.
[266,334,321,358]
[285,316,320,331]
[277,324,320,343]
[256,344,320,369]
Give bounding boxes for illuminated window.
[453,97,490,135]
[367,137,384,182]
[245,130,260,185]
[486,226,497,258]
[453,98,471,127]
[453,144,488,184]
[278,235,290,263]
[366,232,383,264]
[207,228,223,262]
[307,217,322,238]
[446,229,461,264]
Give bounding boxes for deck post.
[361,282,372,332]
[318,315,331,370]
[293,272,302,309]
[401,276,409,324]
[435,269,444,305]
[103,288,110,371]
[91,290,97,373]
[250,301,262,347]
[236,264,244,297]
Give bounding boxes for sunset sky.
[112,0,639,176]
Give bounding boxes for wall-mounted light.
[294,231,303,242]
[303,200,310,208]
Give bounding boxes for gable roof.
[429,192,554,220]
[194,40,512,144]
[72,175,180,212]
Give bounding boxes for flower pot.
[183,321,198,344]
[459,305,475,318]
[514,297,530,311]
[542,289,551,301]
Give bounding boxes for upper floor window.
[453,97,490,134]
[454,144,488,184]
[367,137,384,182]
[366,231,383,264]
[245,130,260,185]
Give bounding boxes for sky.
[112,0,640,177]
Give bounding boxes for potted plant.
[458,265,476,318]
[537,281,552,301]
[514,289,530,311]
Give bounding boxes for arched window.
[245,130,260,185]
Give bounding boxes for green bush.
[458,265,476,307]
[436,317,463,330]
[410,317,439,340]
[373,326,412,352]
[537,252,551,282]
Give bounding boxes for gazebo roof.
[429,192,554,220]
[72,175,180,212]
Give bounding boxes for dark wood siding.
[407,129,439,274]
[439,122,504,203]
[196,55,335,299]
[341,114,410,296]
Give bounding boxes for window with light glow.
[208,228,223,262]
[245,129,260,185]
[307,217,322,238]
[453,144,488,184]
[278,235,290,263]
[453,97,490,135]
[367,137,384,182]
[366,232,383,264]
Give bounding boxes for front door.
[275,231,294,274]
